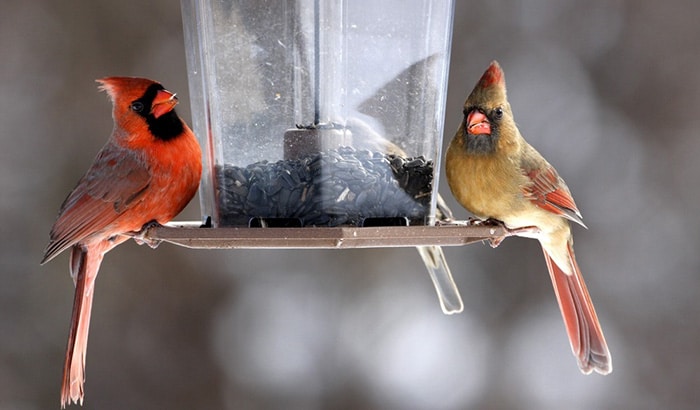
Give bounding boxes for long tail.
[542,240,612,375]
[417,245,464,314]
[61,244,104,408]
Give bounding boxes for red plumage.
[42,77,202,406]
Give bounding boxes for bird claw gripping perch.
[130,220,164,249]
[466,218,540,248]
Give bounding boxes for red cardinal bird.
[41,77,202,406]
[445,61,611,374]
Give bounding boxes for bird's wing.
[520,146,585,227]
[42,141,151,263]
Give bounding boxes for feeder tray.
[145,222,506,250]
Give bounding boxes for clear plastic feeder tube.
[181,0,455,228]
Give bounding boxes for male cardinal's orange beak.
[466,110,491,135]
[151,89,178,118]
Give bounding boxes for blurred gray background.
[2,1,698,409]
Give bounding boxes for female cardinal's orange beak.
[466,110,491,135]
[151,89,178,119]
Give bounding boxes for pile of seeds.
[214,146,434,227]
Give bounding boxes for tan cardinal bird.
[41,77,202,406]
[445,61,611,375]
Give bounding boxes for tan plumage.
[446,61,611,374]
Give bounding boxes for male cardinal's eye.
[130,102,145,113]
[493,107,504,120]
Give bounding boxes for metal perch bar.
[144,222,506,250]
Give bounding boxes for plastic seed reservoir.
[181,0,455,228]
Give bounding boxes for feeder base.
[142,221,507,249]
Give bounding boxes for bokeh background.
[2,1,698,408]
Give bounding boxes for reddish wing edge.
[524,165,586,227]
[42,143,151,264]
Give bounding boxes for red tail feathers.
[61,245,104,408]
[542,241,611,375]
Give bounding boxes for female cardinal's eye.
[493,107,504,120]
[130,102,145,113]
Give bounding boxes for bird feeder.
[148,0,505,248]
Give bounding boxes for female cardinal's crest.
[478,61,505,88]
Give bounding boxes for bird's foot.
[466,218,540,248]
[489,224,540,248]
[131,220,163,249]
